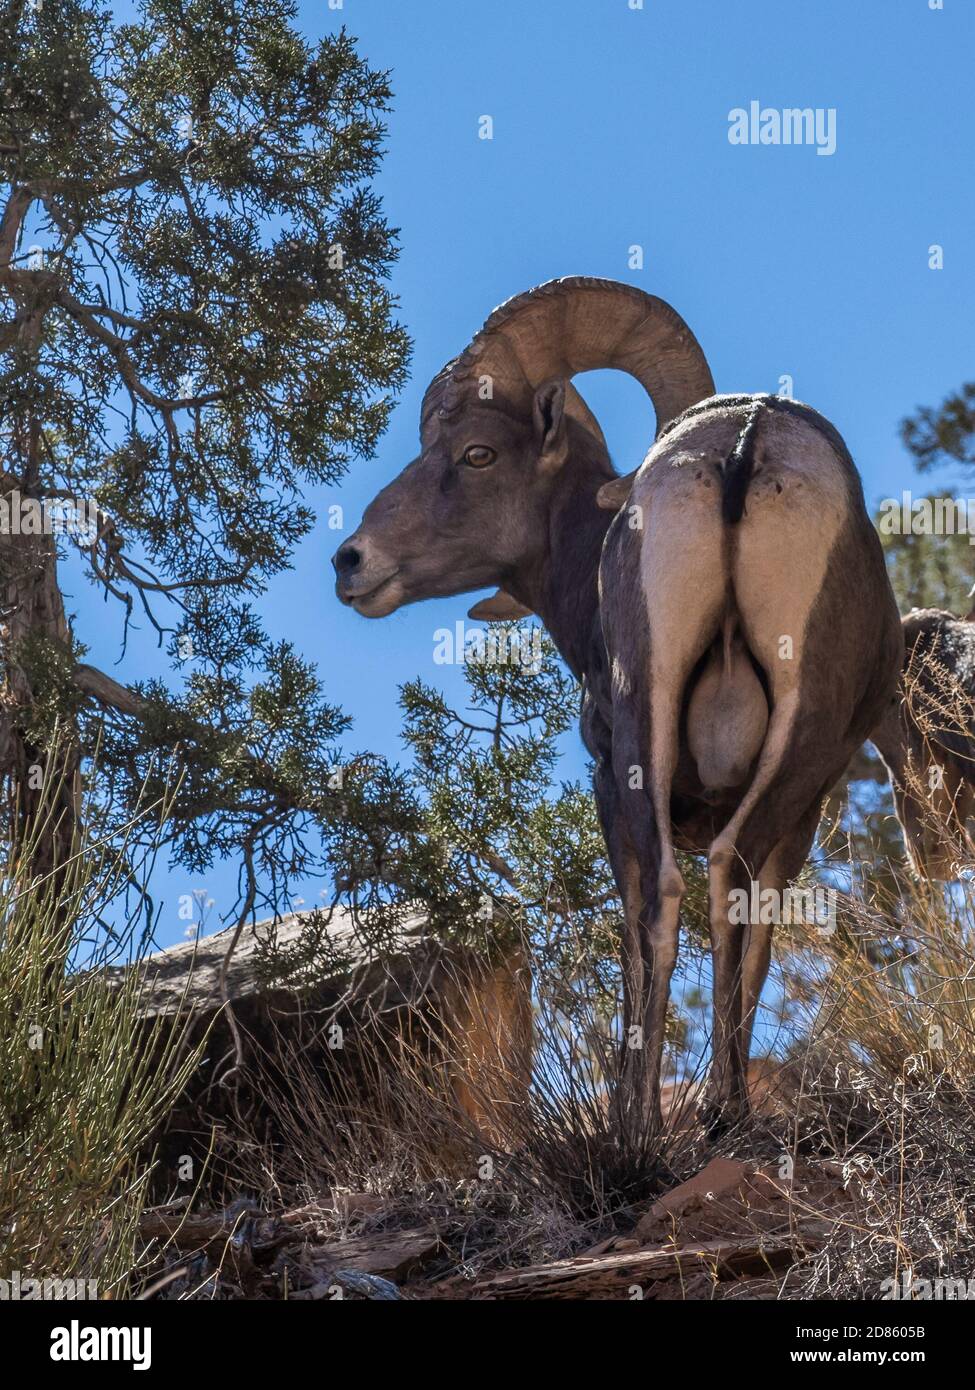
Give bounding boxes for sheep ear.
[596,472,636,511]
[468,590,534,621]
[533,379,569,473]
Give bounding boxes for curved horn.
[424,276,714,435]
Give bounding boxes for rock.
[310,1227,440,1281]
[110,909,532,1172]
[292,1271,402,1300]
[635,1156,752,1239]
[330,1191,386,1223]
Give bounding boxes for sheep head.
[333,277,714,617]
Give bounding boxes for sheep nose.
[333,542,362,577]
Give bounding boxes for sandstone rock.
[635,1156,752,1240]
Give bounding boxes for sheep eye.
[463,445,496,468]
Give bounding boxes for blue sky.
[81,0,974,945]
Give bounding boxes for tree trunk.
[1,437,80,881]
[2,179,81,879]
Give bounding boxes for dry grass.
[0,773,203,1297]
[133,798,975,1300]
[9,705,975,1298]
[757,857,975,1298]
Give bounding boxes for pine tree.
[902,382,975,474]
[827,457,975,887]
[0,0,409,907]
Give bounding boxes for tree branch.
[73,662,147,718]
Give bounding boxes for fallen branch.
[453,1234,820,1300]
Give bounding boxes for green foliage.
[830,478,975,885]
[0,765,203,1293]
[880,510,973,615]
[399,627,618,975]
[0,0,409,914]
[902,382,975,472]
[247,626,623,1001]
[884,370,975,615]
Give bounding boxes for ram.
[333,277,903,1138]
[597,392,902,1132]
[871,608,975,879]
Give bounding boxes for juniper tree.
[823,481,975,890]
[398,628,616,984]
[880,503,974,616]
[0,0,409,907]
[247,624,621,1011]
[902,382,975,476]
[331,623,709,1034]
[889,383,975,608]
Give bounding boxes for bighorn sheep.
[871,608,975,878]
[597,392,903,1129]
[333,276,904,1135]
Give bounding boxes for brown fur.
[871,608,975,878]
[333,282,903,1142]
[687,619,768,794]
[600,394,903,1133]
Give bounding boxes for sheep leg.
[593,758,644,1128]
[705,702,858,1129]
[607,453,725,1140]
[739,805,821,1063]
[873,721,938,875]
[702,687,804,1128]
[704,848,749,1129]
[611,702,683,1143]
